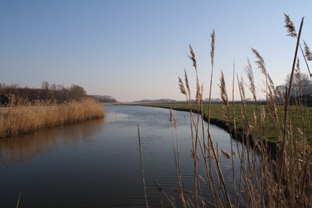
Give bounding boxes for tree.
[285,72,312,97]
[69,85,86,101]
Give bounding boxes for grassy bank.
[142,102,312,145]
[0,97,104,137]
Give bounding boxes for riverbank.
[140,102,312,154]
[0,97,104,137]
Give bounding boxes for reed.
[139,14,312,207]
[0,96,104,137]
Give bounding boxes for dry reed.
[139,14,312,208]
[0,96,104,137]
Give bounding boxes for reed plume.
[303,41,312,61]
[284,13,297,37]
[210,29,215,66]
[251,48,266,76]
[188,45,197,70]
[178,77,187,95]
[219,71,229,107]
[184,69,191,96]
[245,58,257,102]
[207,29,216,128]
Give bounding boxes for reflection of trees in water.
[0,118,104,167]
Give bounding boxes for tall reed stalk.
[137,124,149,208]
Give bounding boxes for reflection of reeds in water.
[0,118,104,167]
[0,97,104,137]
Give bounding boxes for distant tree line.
[89,95,117,103]
[134,98,176,103]
[0,81,86,103]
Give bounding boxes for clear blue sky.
[1,1,312,102]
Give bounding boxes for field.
[142,102,312,145]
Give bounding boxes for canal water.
[0,104,242,207]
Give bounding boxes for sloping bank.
[141,103,277,159]
[0,97,105,138]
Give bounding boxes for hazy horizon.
[1,1,312,102]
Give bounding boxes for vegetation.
[138,14,312,207]
[142,102,312,144]
[90,95,118,103]
[0,81,87,103]
[0,83,105,137]
[134,98,176,103]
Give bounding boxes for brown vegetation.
[0,96,104,137]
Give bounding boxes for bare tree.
[285,72,312,97]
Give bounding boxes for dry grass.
[0,96,104,137]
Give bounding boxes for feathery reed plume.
[267,74,275,94]
[211,29,215,66]
[196,84,203,106]
[303,41,312,61]
[178,77,187,95]
[188,45,197,70]
[207,29,216,128]
[299,41,312,77]
[300,41,312,78]
[251,48,267,76]
[220,71,230,127]
[187,45,200,107]
[284,13,297,37]
[237,74,252,134]
[184,69,191,96]
[296,57,300,73]
[245,58,257,101]
[238,75,246,102]
[219,71,229,107]
[285,12,311,82]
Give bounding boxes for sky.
[1,1,312,102]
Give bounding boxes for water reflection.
[0,118,104,167]
[0,105,244,207]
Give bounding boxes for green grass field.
[141,102,312,145]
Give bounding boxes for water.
[0,104,242,207]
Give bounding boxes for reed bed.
[0,96,104,137]
[139,14,312,207]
